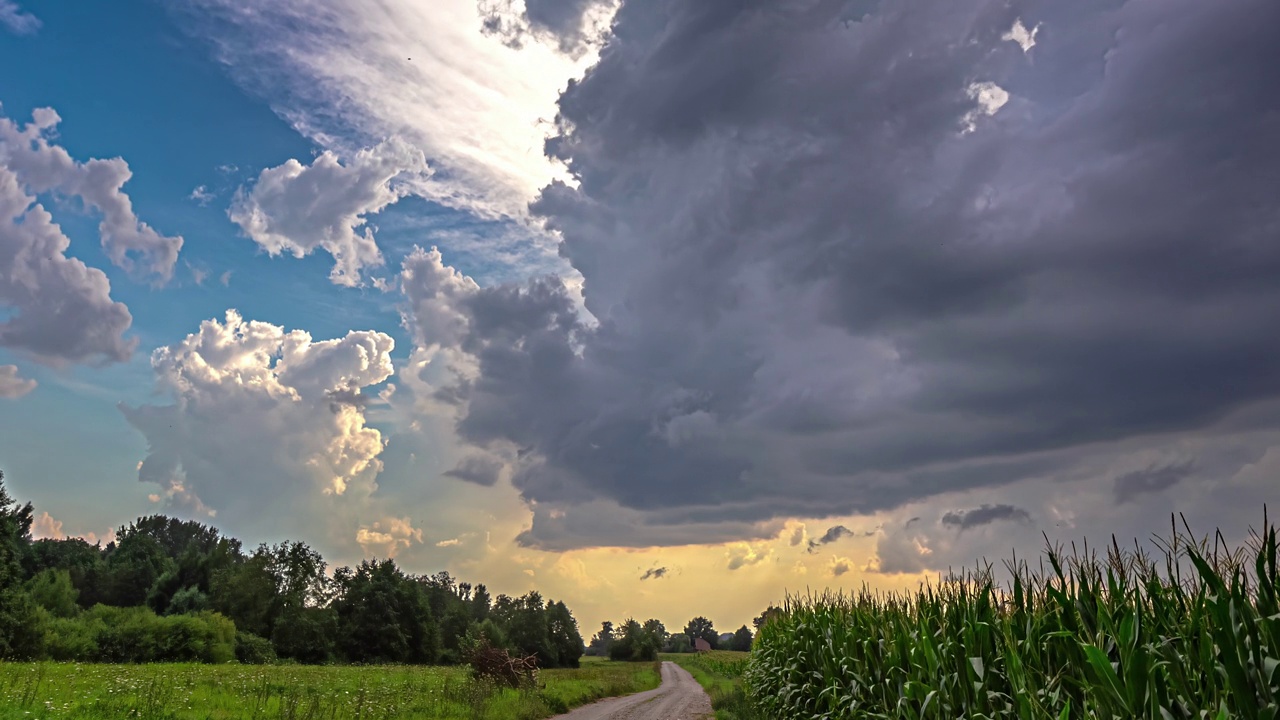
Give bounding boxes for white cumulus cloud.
[0,108,183,283]
[0,365,36,398]
[356,516,424,558]
[230,139,427,286]
[2,110,136,365]
[121,310,397,547]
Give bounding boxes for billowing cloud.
[940,504,1032,532]
[0,365,36,398]
[1113,461,1193,504]
[29,511,62,539]
[479,0,614,55]
[121,310,396,545]
[356,516,424,558]
[393,0,1280,551]
[2,112,136,365]
[29,511,115,546]
[0,1,39,35]
[726,542,770,571]
[1,108,182,282]
[229,139,427,286]
[787,524,805,547]
[444,453,505,486]
[829,557,853,577]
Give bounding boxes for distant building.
[694,638,712,652]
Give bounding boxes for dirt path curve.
[549,661,713,720]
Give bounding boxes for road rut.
[549,661,712,720]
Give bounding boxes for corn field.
[746,514,1280,719]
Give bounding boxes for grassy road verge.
[0,656,660,720]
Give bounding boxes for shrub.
[44,606,238,663]
[235,631,277,664]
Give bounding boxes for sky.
[2,0,1279,636]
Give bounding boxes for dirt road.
[549,661,713,720]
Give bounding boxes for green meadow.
[0,657,659,720]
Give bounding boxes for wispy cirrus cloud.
[170,0,599,222]
[0,0,40,35]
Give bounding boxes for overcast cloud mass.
[394,0,1280,553]
[3,0,1279,635]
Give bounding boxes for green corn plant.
[743,511,1280,719]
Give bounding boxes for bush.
[38,608,103,660]
[272,606,336,664]
[235,631,277,664]
[0,589,43,659]
[42,605,238,663]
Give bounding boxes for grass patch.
[0,658,660,720]
[665,652,764,720]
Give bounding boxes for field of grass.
[664,651,762,720]
[0,656,660,720]
[747,516,1280,719]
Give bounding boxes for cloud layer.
[394,0,1280,550]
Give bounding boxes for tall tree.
[25,538,104,607]
[730,624,754,651]
[210,549,277,638]
[0,470,39,658]
[100,533,173,607]
[588,620,614,656]
[333,559,439,664]
[504,591,552,666]
[753,605,783,630]
[642,618,668,648]
[609,618,659,661]
[684,616,718,649]
[547,600,584,668]
[267,541,329,608]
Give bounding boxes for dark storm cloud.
[443,454,505,487]
[639,566,669,580]
[940,504,1032,531]
[478,0,606,53]
[403,0,1280,548]
[806,524,877,553]
[326,387,370,411]
[1113,461,1194,505]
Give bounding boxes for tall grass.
[0,657,659,720]
[746,513,1280,719]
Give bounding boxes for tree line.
[586,611,772,661]
[0,471,583,666]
